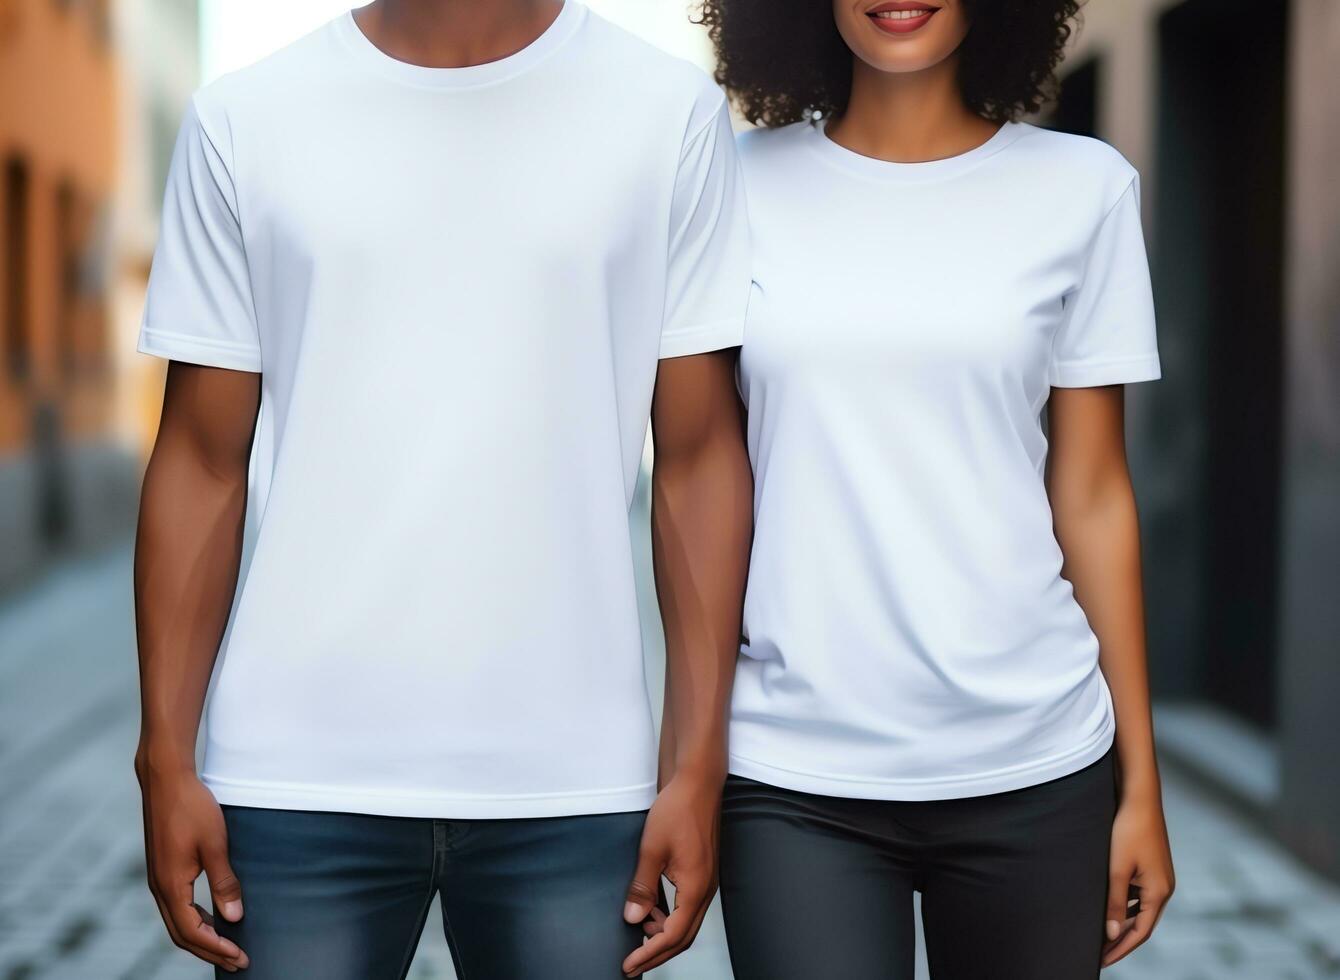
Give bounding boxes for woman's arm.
[1046,384,1175,966]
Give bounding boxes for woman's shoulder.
[1007,124,1139,205]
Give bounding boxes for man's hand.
[620,774,722,977]
[136,756,249,972]
[133,362,259,971]
[623,349,749,976]
[1102,794,1174,966]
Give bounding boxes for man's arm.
[621,348,753,978]
[133,361,260,974]
[1046,385,1175,966]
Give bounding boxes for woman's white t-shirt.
[731,121,1159,800]
[138,2,751,818]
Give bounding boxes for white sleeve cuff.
[1048,353,1161,388]
[658,316,745,360]
[138,326,262,373]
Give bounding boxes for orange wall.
[0,0,119,454]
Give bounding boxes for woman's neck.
[825,54,1001,164]
[353,0,562,69]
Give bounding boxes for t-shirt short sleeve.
[138,97,262,373]
[659,97,752,360]
[1048,177,1160,388]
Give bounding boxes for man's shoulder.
[578,11,726,121]
[191,18,337,130]
[738,122,810,159]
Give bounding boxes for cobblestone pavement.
[3,545,1339,980]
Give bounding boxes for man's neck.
[352,0,564,70]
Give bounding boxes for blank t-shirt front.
[731,121,1159,800]
[139,2,750,818]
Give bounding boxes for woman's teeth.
[872,9,932,19]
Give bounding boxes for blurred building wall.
[1,0,118,586]
[111,0,199,453]
[1064,0,1340,880]
[0,0,198,590]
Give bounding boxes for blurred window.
[3,157,30,382]
[90,0,110,45]
[56,181,76,379]
[54,183,111,380]
[51,0,111,47]
[1048,57,1100,140]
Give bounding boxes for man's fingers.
[668,873,713,918]
[148,863,232,969]
[203,844,245,923]
[154,897,241,972]
[165,881,249,970]
[623,906,693,977]
[171,899,243,961]
[622,873,713,978]
[641,904,669,937]
[148,890,186,954]
[624,849,664,924]
[623,900,710,977]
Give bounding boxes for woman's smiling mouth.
[867,1,940,35]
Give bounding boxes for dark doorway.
[4,157,30,381]
[1152,0,1288,728]
[1050,57,1100,139]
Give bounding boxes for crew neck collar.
[335,1,584,91]
[804,119,1031,183]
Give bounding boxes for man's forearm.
[651,429,752,786]
[134,364,259,774]
[134,451,249,771]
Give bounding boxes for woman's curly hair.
[698,0,1081,127]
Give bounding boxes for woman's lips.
[867,2,939,35]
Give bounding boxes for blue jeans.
[216,806,647,979]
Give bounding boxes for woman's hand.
[1103,793,1175,966]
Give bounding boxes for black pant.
[216,806,646,980]
[719,751,1116,980]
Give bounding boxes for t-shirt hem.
[201,775,657,819]
[727,718,1115,802]
[659,317,744,360]
[139,327,262,373]
[1049,353,1161,388]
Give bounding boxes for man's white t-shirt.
[731,121,1159,801]
[139,1,750,819]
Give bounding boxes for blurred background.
[1,0,1337,977]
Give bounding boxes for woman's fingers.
[1105,868,1133,942]
[1102,881,1172,966]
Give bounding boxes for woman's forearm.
[1058,478,1161,801]
[1047,386,1161,803]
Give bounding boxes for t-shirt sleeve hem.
[1048,353,1161,388]
[658,317,744,360]
[138,326,262,373]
